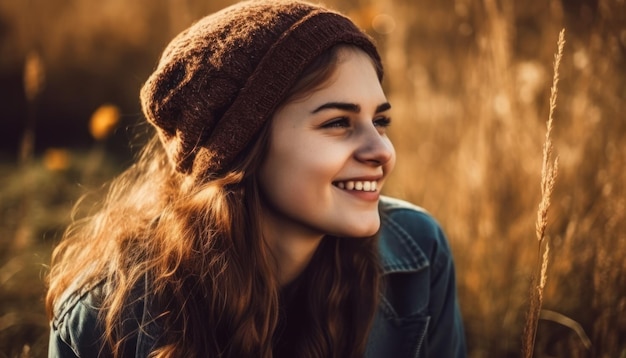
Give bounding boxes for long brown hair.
[46,44,381,358]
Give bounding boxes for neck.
[260,213,325,286]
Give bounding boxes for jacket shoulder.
[49,278,147,357]
[49,280,110,357]
[378,196,451,274]
[379,195,438,228]
[372,196,466,358]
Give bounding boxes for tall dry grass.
[1,0,625,357]
[522,28,564,358]
[380,0,626,356]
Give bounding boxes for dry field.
[1,0,624,357]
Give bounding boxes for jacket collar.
[377,196,429,275]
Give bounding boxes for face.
[258,47,396,239]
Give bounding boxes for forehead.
[301,47,386,105]
[334,45,380,74]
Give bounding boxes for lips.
[332,180,378,192]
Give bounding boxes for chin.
[341,219,380,238]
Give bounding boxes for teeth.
[334,180,378,192]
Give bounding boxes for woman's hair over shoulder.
[46,8,382,355]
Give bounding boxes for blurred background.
[1,0,625,357]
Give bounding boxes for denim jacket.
[49,196,466,357]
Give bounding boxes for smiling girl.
[46,1,465,357]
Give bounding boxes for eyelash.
[321,116,392,129]
[320,117,348,128]
[374,116,392,128]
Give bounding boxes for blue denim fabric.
[49,196,466,357]
[366,196,466,357]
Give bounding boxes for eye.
[321,117,350,129]
[374,116,392,128]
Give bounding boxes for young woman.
[46,1,466,357]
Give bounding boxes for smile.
[333,180,378,192]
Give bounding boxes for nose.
[354,125,395,166]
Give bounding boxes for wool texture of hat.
[140,0,382,180]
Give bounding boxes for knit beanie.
[140,0,382,179]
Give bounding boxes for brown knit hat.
[140,0,382,179]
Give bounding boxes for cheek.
[267,133,344,178]
[262,147,334,194]
[259,139,342,209]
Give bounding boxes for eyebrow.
[311,102,391,114]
